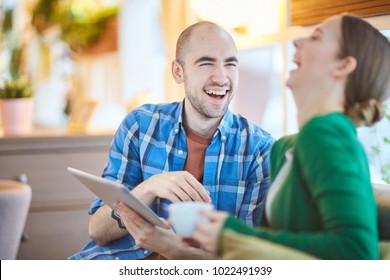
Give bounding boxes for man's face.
[179,26,239,120]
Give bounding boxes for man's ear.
[332,56,357,78]
[172,60,184,84]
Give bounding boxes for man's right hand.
[89,171,211,246]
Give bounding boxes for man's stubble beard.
[183,79,234,120]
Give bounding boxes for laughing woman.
[192,14,390,260]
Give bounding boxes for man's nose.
[211,64,228,85]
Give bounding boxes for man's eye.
[199,63,212,66]
[226,63,237,67]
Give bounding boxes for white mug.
[169,201,214,238]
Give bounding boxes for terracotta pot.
[0,98,33,136]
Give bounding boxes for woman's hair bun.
[346,99,384,127]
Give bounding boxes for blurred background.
[0,0,389,181]
[1,0,390,260]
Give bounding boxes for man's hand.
[89,171,211,248]
[115,201,182,258]
[133,171,211,205]
[115,201,216,259]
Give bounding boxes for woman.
[192,14,390,260]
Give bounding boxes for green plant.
[0,78,33,99]
[1,7,32,98]
[1,8,23,80]
[31,0,119,51]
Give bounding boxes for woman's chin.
[286,78,294,89]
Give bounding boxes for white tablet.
[67,167,164,227]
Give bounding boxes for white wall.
[119,0,166,103]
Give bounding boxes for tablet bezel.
[67,167,164,227]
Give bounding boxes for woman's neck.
[295,88,345,129]
[297,105,343,129]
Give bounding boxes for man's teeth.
[205,90,226,96]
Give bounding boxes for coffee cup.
[169,201,214,238]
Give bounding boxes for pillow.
[220,229,318,260]
[379,242,390,260]
[373,183,390,240]
[372,183,390,208]
[378,206,390,240]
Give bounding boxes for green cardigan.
[221,113,379,259]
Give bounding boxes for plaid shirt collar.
[174,98,233,142]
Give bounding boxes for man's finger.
[183,173,212,203]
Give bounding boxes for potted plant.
[0,77,34,136]
[30,0,119,55]
[0,7,34,136]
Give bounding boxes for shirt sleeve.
[238,136,274,226]
[89,112,142,214]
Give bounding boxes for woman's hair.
[339,15,390,126]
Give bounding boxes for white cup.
[169,202,214,238]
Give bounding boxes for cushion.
[378,206,390,240]
[373,183,390,240]
[379,242,390,260]
[0,180,32,259]
[220,229,318,260]
[373,183,390,208]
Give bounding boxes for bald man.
[69,22,274,260]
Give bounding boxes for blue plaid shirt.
[69,100,273,260]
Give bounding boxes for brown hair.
[339,15,390,126]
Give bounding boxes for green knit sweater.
[221,113,379,259]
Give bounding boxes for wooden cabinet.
[0,131,113,259]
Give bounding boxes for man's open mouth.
[205,89,228,99]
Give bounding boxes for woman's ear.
[172,60,184,84]
[332,56,357,78]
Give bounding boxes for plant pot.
[0,98,33,136]
[75,16,118,57]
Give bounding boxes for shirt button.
[144,250,148,254]
[221,135,227,141]
[174,128,179,133]
[178,150,183,155]
[115,257,120,260]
